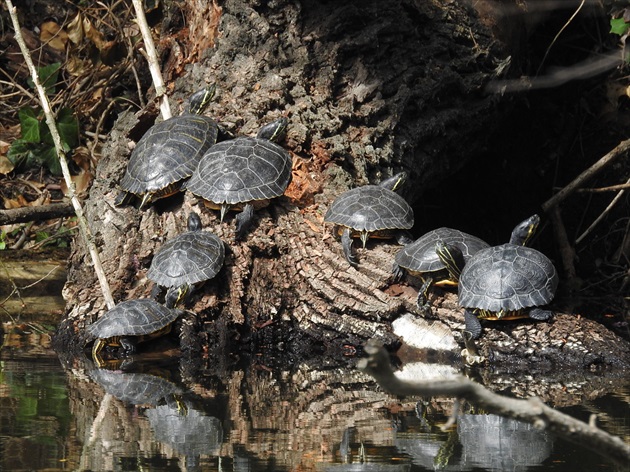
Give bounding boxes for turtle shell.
[147,231,225,288]
[324,185,414,233]
[86,299,182,341]
[458,244,558,315]
[120,114,219,198]
[395,227,489,274]
[185,136,292,205]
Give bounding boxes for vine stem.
[6,0,115,309]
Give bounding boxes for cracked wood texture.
[53,0,630,370]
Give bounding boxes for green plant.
[8,63,79,175]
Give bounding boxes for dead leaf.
[83,16,106,51]
[66,55,90,76]
[40,21,68,51]
[67,12,84,45]
[60,169,93,196]
[0,154,14,174]
[71,146,92,172]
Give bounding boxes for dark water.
[1,328,628,472]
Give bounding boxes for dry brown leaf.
[83,16,106,51]
[67,12,84,45]
[0,154,14,174]
[71,146,91,172]
[3,195,28,209]
[66,56,90,76]
[40,21,68,51]
[60,169,93,196]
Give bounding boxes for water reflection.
[396,412,553,471]
[1,326,629,472]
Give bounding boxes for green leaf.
[57,108,79,148]
[7,138,35,168]
[610,17,629,36]
[39,146,62,175]
[27,63,61,95]
[35,231,50,242]
[18,107,41,143]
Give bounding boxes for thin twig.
[131,0,171,120]
[536,0,585,76]
[6,0,115,309]
[576,176,630,245]
[542,139,630,212]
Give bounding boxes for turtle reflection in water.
[85,298,183,367]
[395,413,552,471]
[88,368,186,413]
[118,86,219,208]
[324,172,414,266]
[146,402,223,468]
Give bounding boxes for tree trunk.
[53,0,630,371]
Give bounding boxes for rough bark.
[53,0,630,373]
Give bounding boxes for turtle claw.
[529,307,554,321]
[463,309,482,340]
[461,330,485,365]
[396,230,414,245]
[392,263,405,282]
[341,228,358,265]
[235,203,255,240]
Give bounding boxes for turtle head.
[379,172,408,192]
[139,192,153,209]
[435,240,465,282]
[187,84,216,115]
[220,203,230,222]
[165,284,190,308]
[510,214,540,246]
[187,212,203,232]
[257,117,288,142]
[360,230,370,248]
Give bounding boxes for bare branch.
[6,0,115,309]
[542,138,630,212]
[358,340,630,468]
[0,202,75,225]
[131,0,171,119]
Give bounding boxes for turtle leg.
[528,307,554,321]
[392,263,405,282]
[341,228,357,266]
[150,284,164,302]
[235,203,255,239]
[114,190,133,207]
[416,277,434,310]
[463,309,483,340]
[461,330,485,365]
[395,230,414,246]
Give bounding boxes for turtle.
[392,227,489,308]
[118,86,219,208]
[324,172,414,265]
[85,298,183,368]
[185,117,292,238]
[436,214,558,341]
[147,212,225,305]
